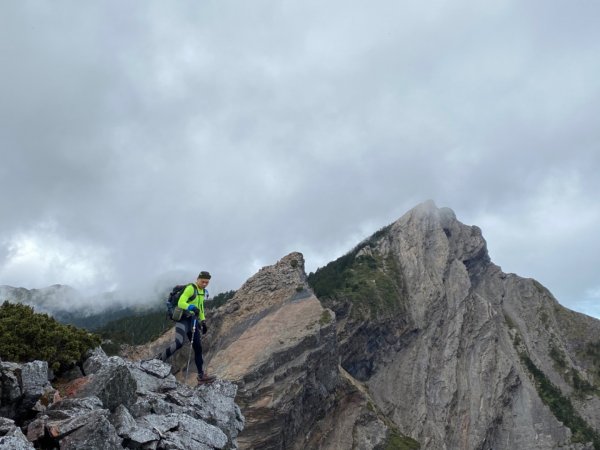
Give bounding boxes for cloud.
[1,1,599,318]
[0,221,114,290]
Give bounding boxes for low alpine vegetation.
[0,301,101,372]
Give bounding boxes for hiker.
[157,271,216,385]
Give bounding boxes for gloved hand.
[187,305,200,316]
[201,320,208,335]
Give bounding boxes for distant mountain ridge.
[0,284,162,329]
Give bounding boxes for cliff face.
[203,253,338,450]
[312,201,600,450]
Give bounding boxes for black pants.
[161,316,203,376]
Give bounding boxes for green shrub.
[0,301,101,373]
[96,309,174,349]
[308,247,406,319]
[521,354,600,449]
[206,290,236,310]
[549,344,567,369]
[383,429,420,450]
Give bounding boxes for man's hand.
[201,320,208,335]
[187,305,200,316]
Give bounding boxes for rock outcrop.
[0,349,244,449]
[203,253,338,450]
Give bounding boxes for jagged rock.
[0,417,34,449]
[82,346,109,375]
[0,360,56,420]
[0,436,34,450]
[57,409,123,450]
[20,358,244,449]
[128,391,181,417]
[69,356,138,411]
[205,252,338,449]
[127,359,177,394]
[139,359,172,379]
[164,381,244,447]
[111,404,159,447]
[20,361,50,399]
[155,413,228,450]
[0,362,22,419]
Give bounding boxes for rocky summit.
[196,201,600,449]
[309,201,600,450]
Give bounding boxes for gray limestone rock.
[127,360,177,394]
[315,201,600,450]
[57,410,123,450]
[73,357,138,411]
[4,344,244,450]
[82,346,109,375]
[0,362,22,418]
[155,413,227,449]
[0,436,35,450]
[0,417,32,449]
[20,361,49,399]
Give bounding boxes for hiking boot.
[197,374,216,385]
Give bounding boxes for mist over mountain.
[180,201,600,449]
[0,269,228,331]
[2,201,600,449]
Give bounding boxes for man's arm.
[177,284,197,310]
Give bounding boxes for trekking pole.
[185,318,197,385]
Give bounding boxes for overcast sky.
[1,1,599,318]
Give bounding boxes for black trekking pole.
[185,317,197,385]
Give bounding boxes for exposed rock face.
[0,360,58,422]
[204,252,338,450]
[313,201,600,450]
[0,350,244,449]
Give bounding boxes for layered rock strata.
[204,252,338,450]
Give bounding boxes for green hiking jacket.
[177,284,206,321]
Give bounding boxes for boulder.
[69,357,137,412]
[0,417,34,450]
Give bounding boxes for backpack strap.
[188,283,198,302]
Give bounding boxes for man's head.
[196,271,211,288]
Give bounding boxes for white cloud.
[0,224,114,292]
[0,0,599,319]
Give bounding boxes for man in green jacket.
[158,271,216,385]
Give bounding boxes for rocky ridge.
[313,201,600,449]
[203,253,338,449]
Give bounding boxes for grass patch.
[307,245,407,320]
[382,429,420,450]
[549,344,567,370]
[319,310,332,325]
